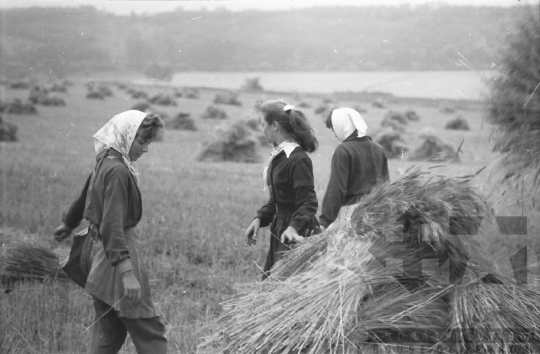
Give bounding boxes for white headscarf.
[93,110,147,183]
[331,107,368,142]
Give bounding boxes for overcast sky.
[0,0,535,15]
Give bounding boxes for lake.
[165,71,496,101]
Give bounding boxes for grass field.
[0,73,537,353]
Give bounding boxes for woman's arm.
[256,198,276,228]
[61,172,93,230]
[288,157,318,234]
[319,147,349,228]
[99,167,140,298]
[245,198,276,246]
[99,166,132,271]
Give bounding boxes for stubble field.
[0,74,535,353]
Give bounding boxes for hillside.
[0,5,527,77]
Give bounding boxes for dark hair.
[136,113,164,141]
[260,100,318,152]
[325,110,335,130]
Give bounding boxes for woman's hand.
[244,218,261,246]
[53,223,74,242]
[281,226,304,243]
[122,270,142,300]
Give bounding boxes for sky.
[0,0,535,15]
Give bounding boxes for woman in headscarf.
[53,110,168,354]
[318,107,390,230]
[244,100,320,280]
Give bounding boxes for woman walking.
[53,110,168,354]
[244,100,320,280]
[318,107,390,230]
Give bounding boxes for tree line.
[0,5,527,77]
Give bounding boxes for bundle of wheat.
[374,127,407,158]
[448,278,540,350]
[445,116,470,131]
[97,86,114,97]
[380,111,407,133]
[197,120,259,163]
[9,81,29,89]
[0,114,18,142]
[2,98,38,115]
[408,133,460,163]
[1,241,67,283]
[383,110,408,125]
[200,169,540,354]
[148,93,177,106]
[35,95,66,107]
[404,109,420,122]
[127,88,149,100]
[183,88,199,99]
[86,91,105,100]
[50,82,68,92]
[166,112,197,131]
[214,91,242,106]
[202,105,228,120]
[314,98,336,117]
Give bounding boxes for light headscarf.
[93,110,147,184]
[331,107,368,142]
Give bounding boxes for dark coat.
[63,149,142,266]
[319,133,389,228]
[256,147,319,279]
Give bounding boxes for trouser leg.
[121,316,168,354]
[89,296,128,354]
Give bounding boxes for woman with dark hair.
[244,100,320,280]
[318,107,390,231]
[53,110,168,354]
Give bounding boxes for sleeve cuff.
[256,213,272,228]
[116,258,133,274]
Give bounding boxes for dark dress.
[62,148,167,353]
[256,147,320,280]
[319,133,389,228]
[62,149,156,318]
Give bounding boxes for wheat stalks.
[0,241,67,282]
[200,169,540,354]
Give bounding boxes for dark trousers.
[89,296,168,354]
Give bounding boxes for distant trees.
[144,64,174,82]
[0,7,111,77]
[125,30,155,71]
[0,5,530,75]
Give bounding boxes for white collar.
[263,141,299,192]
[275,141,299,158]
